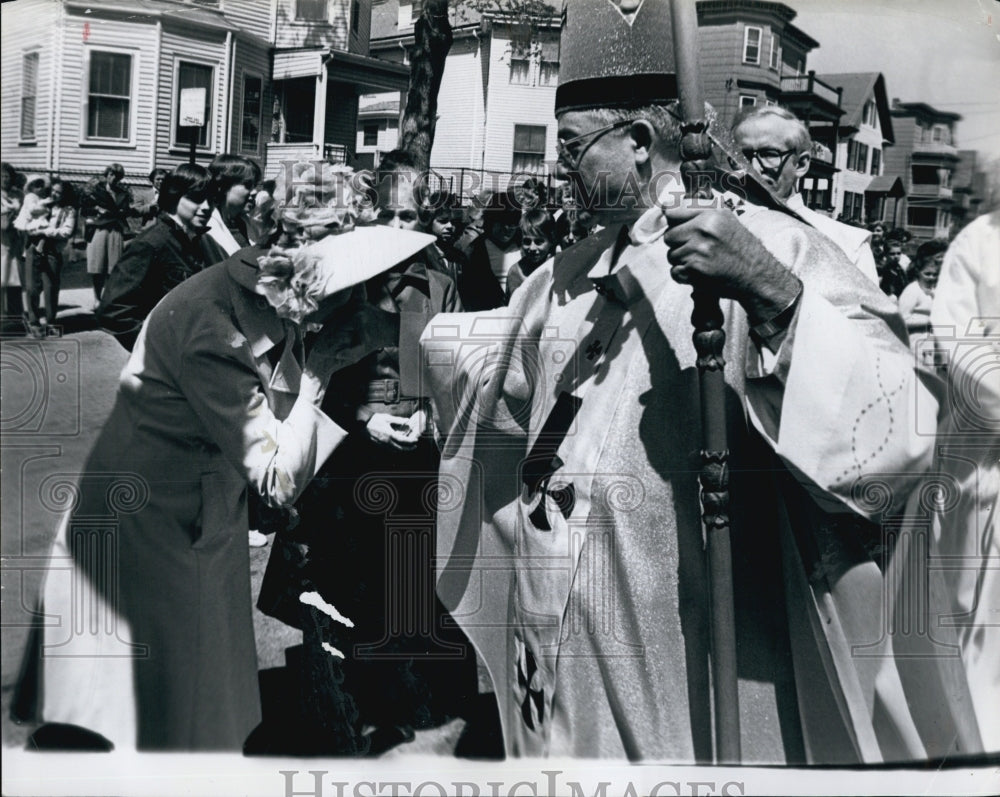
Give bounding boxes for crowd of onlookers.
[0,160,601,340]
[2,155,957,347]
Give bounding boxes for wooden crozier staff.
[668,0,740,764]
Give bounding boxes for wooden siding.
[697,24,740,128]
[480,29,557,174]
[429,36,483,171]
[222,0,275,42]
[231,36,274,160]
[834,91,887,217]
[0,0,61,175]
[153,25,228,172]
[274,49,323,79]
[274,0,352,51]
[55,9,159,180]
[350,0,372,55]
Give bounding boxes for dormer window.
[863,101,877,127]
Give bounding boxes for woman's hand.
[366,413,420,451]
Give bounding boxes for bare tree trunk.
[398,0,454,171]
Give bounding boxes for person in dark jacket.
[96,164,212,350]
[82,163,135,301]
[448,198,505,310]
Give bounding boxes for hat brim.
[311,226,436,295]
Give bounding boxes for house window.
[363,122,379,147]
[769,34,781,70]
[907,206,938,227]
[86,50,133,141]
[241,74,263,153]
[352,0,360,33]
[911,164,939,185]
[743,26,762,64]
[846,140,868,172]
[273,78,315,143]
[20,51,39,141]
[856,142,869,172]
[512,124,546,174]
[296,0,328,21]
[173,61,214,148]
[539,56,559,86]
[843,191,863,221]
[932,125,943,143]
[510,57,531,85]
[739,95,757,108]
[870,148,881,176]
[863,101,876,127]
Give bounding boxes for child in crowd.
[483,192,523,295]
[556,209,593,251]
[505,208,557,301]
[898,239,946,336]
[14,177,53,254]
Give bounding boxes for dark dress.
[258,255,477,753]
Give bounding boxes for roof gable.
[819,71,894,143]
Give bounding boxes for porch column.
[313,66,328,158]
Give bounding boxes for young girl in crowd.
[202,154,262,263]
[898,239,947,337]
[505,208,557,301]
[555,209,593,251]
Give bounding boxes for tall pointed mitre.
[555,0,679,114]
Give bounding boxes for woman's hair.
[484,190,522,229]
[272,161,375,232]
[208,154,262,203]
[555,210,592,242]
[417,190,459,228]
[915,238,948,267]
[104,163,125,180]
[148,168,168,185]
[1,162,19,186]
[158,164,212,215]
[520,208,557,243]
[50,179,77,207]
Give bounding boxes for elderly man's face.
[732,115,810,200]
[375,168,421,230]
[556,110,642,215]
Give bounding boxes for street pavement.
[0,256,491,758]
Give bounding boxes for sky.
[782,0,1000,160]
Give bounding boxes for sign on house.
[179,88,207,127]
